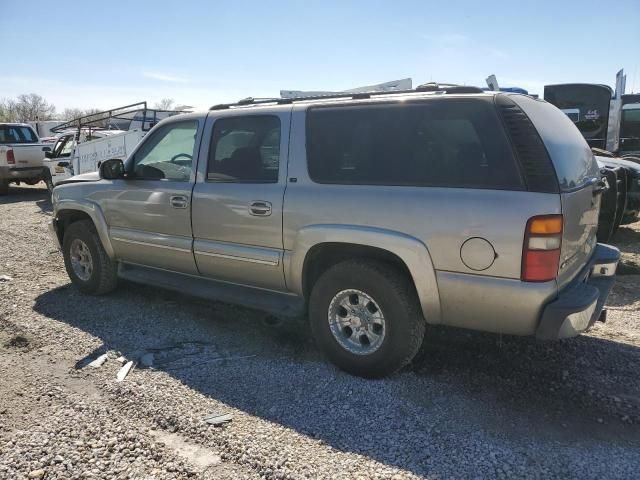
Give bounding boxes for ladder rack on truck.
[43,102,187,191]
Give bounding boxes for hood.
[56,171,101,186]
[596,156,640,177]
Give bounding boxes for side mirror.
[42,146,51,152]
[99,158,125,180]
[44,151,53,159]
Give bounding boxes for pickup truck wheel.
[309,260,425,378]
[62,220,117,295]
[0,179,8,195]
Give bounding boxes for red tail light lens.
[522,215,563,282]
[6,149,15,164]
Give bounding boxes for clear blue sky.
[1,0,638,111]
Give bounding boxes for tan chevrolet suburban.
[49,86,620,377]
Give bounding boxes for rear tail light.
[6,149,15,165]
[522,215,563,282]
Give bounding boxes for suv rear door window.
[207,116,280,183]
[306,99,523,190]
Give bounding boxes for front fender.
[286,224,441,324]
[54,198,115,259]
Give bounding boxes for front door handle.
[170,195,189,209]
[249,201,272,216]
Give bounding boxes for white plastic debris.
[87,354,108,368]
[203,413,233,426]
[0,275,13,282]
[116,361,135,382]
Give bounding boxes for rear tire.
[62,220,118,295]
[309,259,425,378]
[0,179,8,196]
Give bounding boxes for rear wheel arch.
[289,225,442,324]
[302,242,414,299]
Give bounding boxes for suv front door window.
[131,120,197,182]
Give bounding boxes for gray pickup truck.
[0,123,49,194]
[49,88,620,377]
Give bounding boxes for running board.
[118,263,305,318]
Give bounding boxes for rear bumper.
[0,165,44,181]
[536,244,620,340]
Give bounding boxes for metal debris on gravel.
[203,412,234,426]
[116,360,135,382]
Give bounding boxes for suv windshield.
[0,125,39,144]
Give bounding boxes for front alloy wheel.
[69,238,94,281]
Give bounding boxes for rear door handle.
[170,195,189,209]
[249,201,272,216]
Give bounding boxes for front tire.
[43,170,55,194]
[62,220,117,295]
[309,260,425,378]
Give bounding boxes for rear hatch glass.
[511,95,600,288]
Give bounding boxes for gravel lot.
[1,184,639,479]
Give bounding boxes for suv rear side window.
[207,115,280,183]
[306,99,524,190]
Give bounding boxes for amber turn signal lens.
[529,216,563,235]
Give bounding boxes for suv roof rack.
[209,83,486,110]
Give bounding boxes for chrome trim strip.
[111,237,192,253]
[194,250,279,266]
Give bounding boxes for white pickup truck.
[42,129,146,191]
[0,123,50,195]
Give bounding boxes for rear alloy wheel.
[328,289,386,355]
[309,259,425,378]
[62,220,117,295]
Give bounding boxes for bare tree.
[153,98,175,110]
[60,108,85,120]
[0,98,13,122]
[10,93,56,122]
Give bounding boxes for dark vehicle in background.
[596,152,640,225]
[545,75,640,236]
[544,83,613,150]
[620,94,640,157]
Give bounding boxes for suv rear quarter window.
[306,98,524,190]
